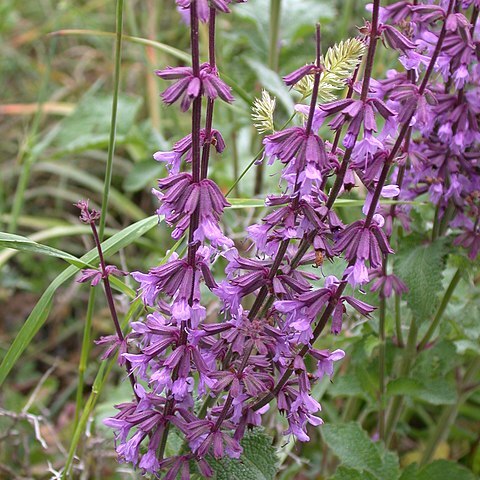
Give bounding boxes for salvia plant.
[1,0,479,478]
[76,0,479,476]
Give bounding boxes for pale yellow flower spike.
[251,89,276,135]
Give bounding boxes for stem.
[420,356,480,466]
[253,0,282,195]
[248,25,322,321]
[360,0,380,99]
[159,1,203,460]
[395,293,404,348]
[418,0,454,96]
[418,268,462,350]
[73,0,126,434]
[378,265,387,440]
[73,288,96,430]
[268,0,282,72]
[384,316,418,446]
[90,221,138,398]
[201,9,217,179]
[99,0,124,240]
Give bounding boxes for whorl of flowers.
[78,0,480,477]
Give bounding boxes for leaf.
[399,460,476,480]
[386,377,457,405]
[51,29,191,62]
[123,160,164,192]
[395,240,447,322]
[322,422,400,480]
[33,162,145,221]
[228,198,266,209]
[245,58,295,112]
[332,466,378,480]
[208,429,278,480]
[0,232,90,268]
[52,90,142,154]
[0,215,158,387]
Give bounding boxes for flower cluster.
[86,0,480,477]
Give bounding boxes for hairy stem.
[418,268,462,350]
[385,317,418,446]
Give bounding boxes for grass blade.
[0,215,158,387]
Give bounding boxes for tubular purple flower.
[157,63,234,111]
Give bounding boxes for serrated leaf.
[208,429,278,480]
[0,215,158,387]
[386,377,457,405]
[322,422,400,480]
[399,460,476,480]
[395,240,447,322]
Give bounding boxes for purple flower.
[369,269,408,298]
[157,63,234,111]
[176,0,246,23]
[263,127,331,195]
[77,264,126,286]
[335,218,394,270]
[155,173,232,246]
[154,129,225,174]
[283,64,319,86]
[310,348,345,379]
[319,98,395,148]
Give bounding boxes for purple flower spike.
[155,173,232,246]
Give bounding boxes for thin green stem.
[73,288,96,430]
[227,107,298,197]
[63,301,141,478]
[378,294,387,441]
[254,0,281,194]
[72,0,125,452]
[420,356,480,466]
[418,268,462,350]
[268,0,282,72]
[395,293,404,348]
[99,0,124,241]
[431,204,441,241]
[385,317,418,446]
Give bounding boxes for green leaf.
[0,215,158,387]
[33,162,145,221]
[395,240,447,322]
[245,58,295,112]
[52,91,142,154]
[399,460,476,480]
[0,232,90,268]
[332,466,378,480]
[322,422,400,480]
[228,198,266,209]
[208,429,278,480]
[123,160,164,192]
[386,377,457,405]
